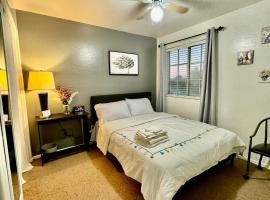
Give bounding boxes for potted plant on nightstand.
[56,86,78,115]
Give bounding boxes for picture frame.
[109,51,139,75]
[237,50,254,65]
[261,26,270,44]
[258,70,270,83]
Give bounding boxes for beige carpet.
[23,147,270,200]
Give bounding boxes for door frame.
[0,90,14,200]
[0,1,24,199]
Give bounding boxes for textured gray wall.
[16,11,156,155]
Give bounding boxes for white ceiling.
[9,0,263,38]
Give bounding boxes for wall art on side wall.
[109,51,139,75]
[237,50,254,65]
[261,26,270,44]
[258,70,270,83]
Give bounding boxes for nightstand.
[35,112,89,165]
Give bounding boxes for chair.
[244,117,270,179]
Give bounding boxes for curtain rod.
[158,26,225,48]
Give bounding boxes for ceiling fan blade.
[138,0,151,2]
[136,6,151,20]
[128,1,150,20]
[165,3,189,14]
[124,0,151,3]
[171,0,210,9]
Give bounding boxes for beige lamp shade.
[27,71,56,90]
[0,70,8,91]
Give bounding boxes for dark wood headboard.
[90,92,151,126]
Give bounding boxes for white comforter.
[96,112,245,200]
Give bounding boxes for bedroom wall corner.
[157,0,270,163]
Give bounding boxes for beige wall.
[167,96,200,120]
[16,11,157,155]
[158,0,270,163]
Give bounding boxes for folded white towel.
[135,134,168,143]
[136,129,167,140]
[135,135,169,148]
[146,135,168,145]
[145,125,163,133]
[135,126,169,148]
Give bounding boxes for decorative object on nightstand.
[35,112,89,165]
[56,86,78,115]
[73,105,85,115]
[0,69,9,121]
[27,71,56,118]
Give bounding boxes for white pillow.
[94,100,131,124]
[126,98,154,116]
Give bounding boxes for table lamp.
[0,69,8,91]
[0,69,9,121]
[27,71,55,118]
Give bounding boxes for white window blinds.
[168,43,206,97]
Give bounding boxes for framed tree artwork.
[109,51,139,75]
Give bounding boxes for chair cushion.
[251,143,270,156]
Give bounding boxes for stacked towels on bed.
[134,126,169,148]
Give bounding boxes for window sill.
[167,95,200,100]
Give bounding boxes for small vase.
[63,105,70,115]
[261,76,268,81]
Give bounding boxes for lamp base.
[38,93,48,111]
[38,93,51,117]
[1,95,9,115]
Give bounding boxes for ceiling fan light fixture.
[150,5,164,23]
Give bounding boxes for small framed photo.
[258,70,270,83]
[109,51,139,75]
[237,50,254,65]
[261,26,270,44]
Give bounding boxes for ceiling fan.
[133,0,189,23]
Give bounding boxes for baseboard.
[32,154,41,160]
[237,155,270,170]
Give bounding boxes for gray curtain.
[199,28,217,125]
[156,43,168,112]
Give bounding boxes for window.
[168,43,206,97]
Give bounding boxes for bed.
[90,92,245,200]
